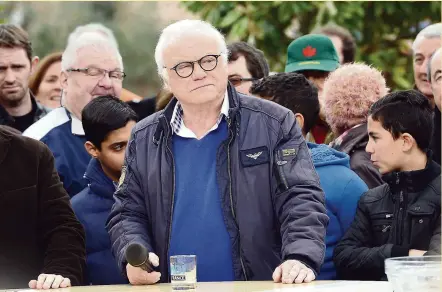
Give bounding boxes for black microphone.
[125,242,154,272]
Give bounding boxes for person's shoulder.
[132,110,163,137]
[238,93,292,123]
[23,107,70,141]
[71,187,92,211]
[359,183,389,204]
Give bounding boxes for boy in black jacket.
[333,90,441,281]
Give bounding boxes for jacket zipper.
[397,190,405,245]
[226,117,248,281]
[165,132,176,283]
[394,173,405,245]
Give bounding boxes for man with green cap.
[285,34,340,144]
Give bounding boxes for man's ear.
[401,133,415,152]
[60,71,68,91]
[30,56,39,75]
[84,141,99,158]
[294,113,305,132]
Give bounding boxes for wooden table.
[7,281,393,292]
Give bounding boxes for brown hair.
[29,52,62,96]
[314,24,356,64]
[0,24,33,62]
[155,88,174,112]
[228,42,270,79]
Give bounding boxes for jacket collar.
[84,158,115,199]
[63,108,85,136]
[0,92,49,126]
[154,82,241,143]
[382,153,441,194]
[331,123,368,154]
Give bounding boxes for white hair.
[67,23,119,49]
[61,32,123,72]
[154,19,228,82]
[412,23,442,51]
[428,48,441,83]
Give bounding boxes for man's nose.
[192,64,207,80]
[4,68,16,83]
[98,73,113,88]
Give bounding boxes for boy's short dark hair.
[82,96,138,150]
[0,24,33,62]
[250,72,319,134]
[369,90,434,151]
[228,42,270,79]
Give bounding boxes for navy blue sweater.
[169,119,235,282]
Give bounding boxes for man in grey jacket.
[107,19,328,285]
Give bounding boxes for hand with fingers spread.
[272,260,316,284]
[28,274,71,290]
[127,252,161,285]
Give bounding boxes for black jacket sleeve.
[333,195,401,280]
[37,143,86,285]
[273,111,329,275]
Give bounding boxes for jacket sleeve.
[426,213,441,255]
[333,195,407,280]
[37,143,86,285]
[273,111,329,276]
[106,130,154,275]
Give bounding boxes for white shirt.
[170,91,229,139]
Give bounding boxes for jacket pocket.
[407,205,435,250]
[274,145,299,192]
[371,212,394,246]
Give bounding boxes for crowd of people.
[0,16,440,290]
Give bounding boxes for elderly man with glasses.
[24,32,125,197]
[107,20,328,286]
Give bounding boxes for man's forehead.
[431,50,442,69]
[0,47,29,63]
[163,36,220,64]
[75,49,120,68]
[414,37,441,55]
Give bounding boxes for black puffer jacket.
[333,158,441,281]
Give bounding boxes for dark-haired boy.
[250,72,368,280]
[71,95,137,285]
[334,90,441,281]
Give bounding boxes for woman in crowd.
[29,52,62,109]
[324,63,389,189]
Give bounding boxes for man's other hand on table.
[28,274,71,289]
[273,260,316,284]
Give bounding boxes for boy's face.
[366,116,407,174]
[95,121,136,182]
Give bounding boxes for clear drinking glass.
[170,255,197,290]
[385,256,441,292]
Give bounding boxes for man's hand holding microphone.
[125,242,161,285]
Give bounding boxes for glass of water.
[170,255,197,290]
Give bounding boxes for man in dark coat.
[0,125,86,289]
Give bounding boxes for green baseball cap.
[285,34,340,73]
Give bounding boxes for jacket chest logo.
[246,151,263,160]
[241,146,269,167]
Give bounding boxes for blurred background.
[1,1,440,99]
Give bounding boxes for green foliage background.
[182,1,441,90]
[1,1,162,97]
